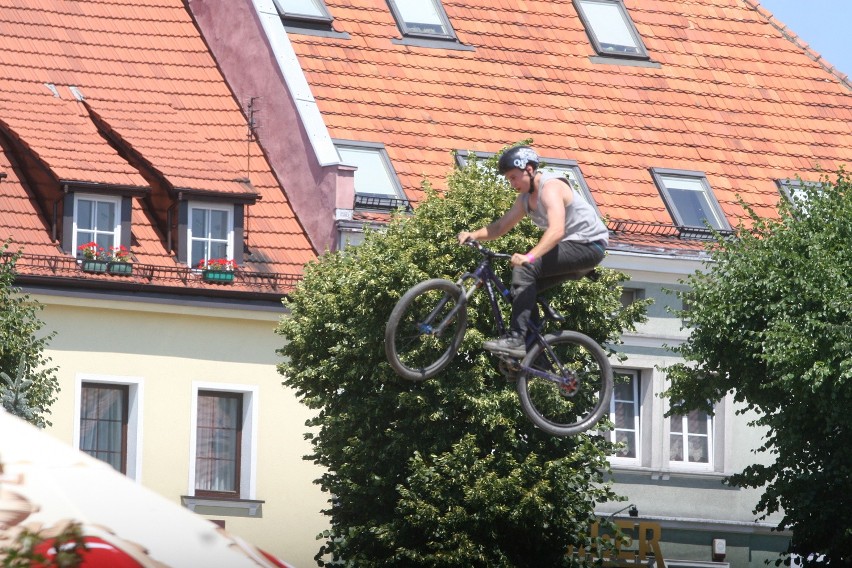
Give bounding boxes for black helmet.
[498,146,539,174]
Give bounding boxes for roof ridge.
[744,0,852,91]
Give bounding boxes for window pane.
[191,241,208,268]
[79,384,127,474]
[209,241,228,260]
[669,414,683,434]
[578,0,641,54]
[209,210,228,240]
[609,372,638,459]
[660,175,723,229]
[688,409,709,435]
[78,199,94,230]
[337,146,399,196]
[670,434,684,461]
[615,430,635,458]
[392,0,448,35]
[195,392,242,495]
[276,0,326,18]
[192,208,208,235]
[95,201,116,231]
[688,435,709,463]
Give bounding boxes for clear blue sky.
[757,0,852,78]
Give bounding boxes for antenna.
[245,97,260,181]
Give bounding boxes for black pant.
[510,240,605,335]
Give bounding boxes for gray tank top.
[521,171,609,244]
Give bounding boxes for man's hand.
[457,231,474,245]
[510,252,532,267]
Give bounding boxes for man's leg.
[484,240,604,357]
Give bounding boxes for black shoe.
[483,333,526,358]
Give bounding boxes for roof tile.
[0,0,315,290]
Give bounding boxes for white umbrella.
[0,409,294,567]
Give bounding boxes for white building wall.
[35,290,327,568]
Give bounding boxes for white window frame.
[651,168,730,234]
[387,0,457,40]
[574,0,649,60]
[73,373,144,482]
[603,360,732,477]
[188,202,234,269]
[72,193,122,256]
[608,370,641,465]
[667,406,714,472]
[187,382,259,501]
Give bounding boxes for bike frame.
[455,245,577,390]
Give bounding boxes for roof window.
[777,178,822,214]
[574,0,649,60]
[650,169,730,236]
[455,151,600,214]
[273,0,334,30]
[335,141,410,211]
[387,0,457,40]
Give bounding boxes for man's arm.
[458,197,525,244]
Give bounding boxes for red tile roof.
[284,0,852,252]
[0,0,315,296]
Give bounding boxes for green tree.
[0,241,59,428]
[665,169,852,565]
[278,152,648,567]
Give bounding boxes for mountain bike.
[384,240,613,436]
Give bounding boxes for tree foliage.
[665,169,852,564]
[0,241,59,428]
[277,151,648,567]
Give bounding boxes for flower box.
[108,262,133,276]
[81,259,109,273]
[202,270,235,284]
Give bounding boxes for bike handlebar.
[462,239,512,260]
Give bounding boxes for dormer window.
[650,168,730,237]
[387,0,456,40]
[72,193,125,257]
[574,0,649,60]
[188,203,234,268]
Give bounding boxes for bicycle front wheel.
[516,331,613,436]
[384,279,468,382]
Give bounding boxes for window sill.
[611,465,728,482]
[181,496,264,517]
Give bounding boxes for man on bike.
[457,146,608,357]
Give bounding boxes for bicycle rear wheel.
[516,331,613,436]
[385,279,468,382]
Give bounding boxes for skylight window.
[777,178,822,214]
[651,169,730,235]
[387,0,457,40]
[273,0,332,25]
[574,0,649,59]
[335,142,409,210]
[455,151,601,214]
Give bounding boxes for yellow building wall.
[35,291,327,567]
